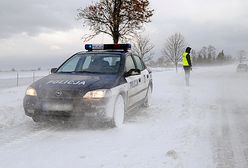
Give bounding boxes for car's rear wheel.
[111,95,125,128]
[143,85,152,107]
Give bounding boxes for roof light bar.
[85,44,131,51]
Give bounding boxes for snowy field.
[0,71,49,89]
[1,64,248,168]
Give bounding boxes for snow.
[1,64,248,168]
[0,86,29,129]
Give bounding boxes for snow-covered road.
[0,65,248,168]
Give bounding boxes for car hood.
[32,73,119,96]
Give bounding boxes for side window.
[133,56,145,71]
[125,55,136,72]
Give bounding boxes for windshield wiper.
[57,70,95,73]
[72,70,96,73]
[57,71,74,73]
[57,70,108,74]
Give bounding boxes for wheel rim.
[113,95,124,128]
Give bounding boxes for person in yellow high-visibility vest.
[182,47,192,86]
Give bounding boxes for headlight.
[83,89,109,99]
[25,87,37,96]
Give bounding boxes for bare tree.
[132,33,154,63]
[207,45,216,63]
[156,56,168,67]
[208,45,216,58]
[191,49,197,64]
[200,46,207,59]
[162,33,186,72]
[77,0,154,44]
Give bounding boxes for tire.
[143,85,152,107]
[32,114,41,122]
[111,95,125,128]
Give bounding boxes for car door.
[124,54,142,108]
[133,55,150,101]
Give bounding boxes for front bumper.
[23,95,113,120]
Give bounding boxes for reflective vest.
[182,52,189,66]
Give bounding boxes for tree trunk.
[112,0,121,44]
[113,31,119,44]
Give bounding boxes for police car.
[23,44,152,127]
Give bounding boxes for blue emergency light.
[85,44,131,51]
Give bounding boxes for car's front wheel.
[32,114,41,122]
[111,95,125,128]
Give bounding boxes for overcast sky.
[0,0,247,70]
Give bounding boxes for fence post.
[16,72,19,87]
[33,71,35,82]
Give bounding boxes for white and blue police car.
[23,44,152,127]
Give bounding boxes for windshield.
[57,53,121,74]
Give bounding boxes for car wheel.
[32,114,41,122]
[111,95,125,128]
[143,85,152,107]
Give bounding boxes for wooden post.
[16,72,19,87]
[33,72,35,82]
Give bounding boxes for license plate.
[42,102,73,111]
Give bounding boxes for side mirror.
[51,68,57,73]
[124,69,141,77]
